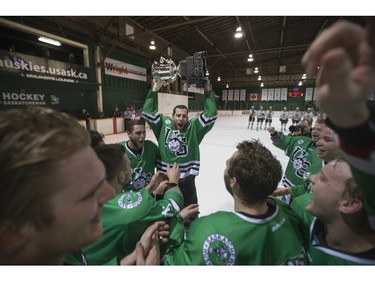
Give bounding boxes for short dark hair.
[126,119,145,133]
[172,105,188,115]
[228,139,282,204]
[94,144,126,181]
[89,130,104,147]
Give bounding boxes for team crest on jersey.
[161,203,175,218]
[165,119,171,125]
[132,167,152,190]
[291,147,311,179]
[297,140,304,145]
[117,191,142,209]
[202,234,236,265]
[164,127,188,156]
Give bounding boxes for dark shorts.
[178,175,198,207]
[280,119,288,124]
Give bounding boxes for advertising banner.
[104,57,146,82]
[0,50,92,83]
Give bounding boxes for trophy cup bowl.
[152,51,207,88]
[151,57,178,86]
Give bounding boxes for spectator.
[113,106,122,118]
[77,108,91,130]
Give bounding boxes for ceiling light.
[149,40,156,50]
[234,27,243,38]
[258,75,262,81]
[38,36,61,46]
[217,76,221,82]
[298,81,302,86]
[260,82,264,87]
[206,70,209,76]
[247,54,253,62]
[302,73,306,79]
[254,67,259,74]
[226,84,229,88]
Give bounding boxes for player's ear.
[0,221,35,255]
[230,176,238,188]
[339,197,363,214]
[117,171,126,184]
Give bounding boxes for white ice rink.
[105,114,290,217]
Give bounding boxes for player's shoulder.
[145,139,158,147]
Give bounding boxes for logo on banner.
[1,89,46,106]
[51,95,60,105]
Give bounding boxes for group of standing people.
[1,18,375,266]
[248,105,317,132]
[247,105,274,131]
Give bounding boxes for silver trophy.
[151,51,207,88]
[151,57,178,87]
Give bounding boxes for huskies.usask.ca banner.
[0,50,92,83]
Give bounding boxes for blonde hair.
[0,107,90,236]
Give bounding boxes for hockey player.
[163,140,306,265]
[142,78,217,211]
[303,107,314,126]
[291,158,375,264]
[279,107,289,131]
[64,144,199,265]
[267,118,326,204]
[247,105,256,129]
[291,107,302,125]
[255,106,266,131]
[264,106,274,130]
[273,126,340,199]
[0,107,115,265]
[117,119,160,192]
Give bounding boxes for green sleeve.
[160,214,185,261]
[142,89,162,138]
[274,134,294,152]
[194,90,217,143]
[203,90,217,118]
[290,184,306,198]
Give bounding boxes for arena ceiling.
[1,16,367,89]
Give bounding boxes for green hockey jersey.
[291,194,375,265]
[163,197,307,265]
[290,160,325,198]
[64,188,183,265]
[271,132,319,187]
[117,140,159,190]
[142,89,217,179]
